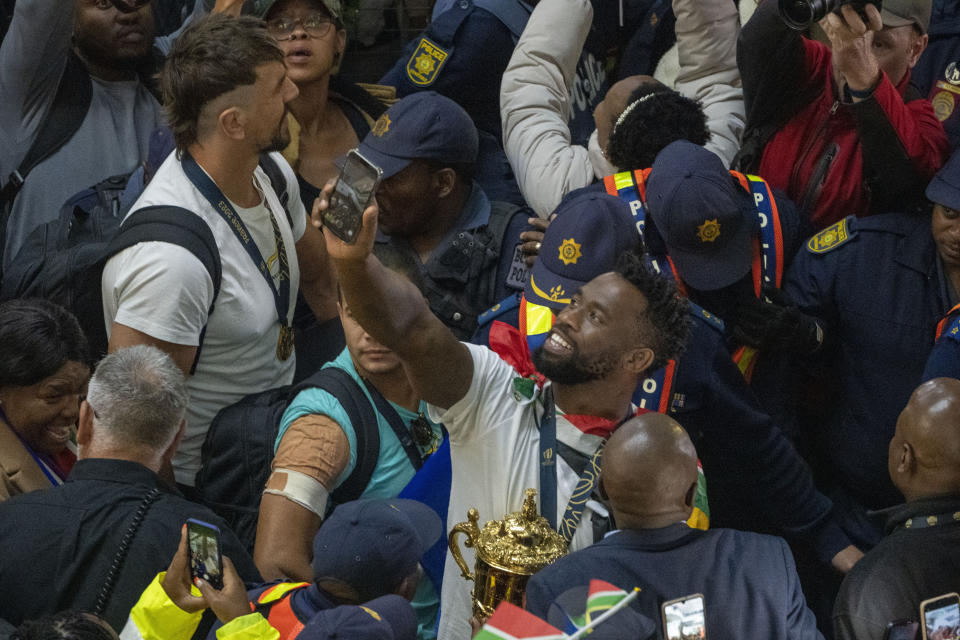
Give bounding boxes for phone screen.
[922,594,960,640]
[324,150,382,243]
[663,594,706,640]
[187,519,223,590]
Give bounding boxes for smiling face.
[532,272,649,385]
[0,360,90,456]
[266,0,346,85]
[74,0,155,72]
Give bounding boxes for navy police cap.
[357,91,479,180]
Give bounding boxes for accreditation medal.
[277,325,295,361]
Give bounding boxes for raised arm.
[499,0,597,218]
[672,0,744,167]
[315,187,473,410]
[0,0,74,146]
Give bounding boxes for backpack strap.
[362,380,424,471]
[292,368,381,504]
[104,206,222,375]
[0,52,93,259]
[257,153,293,229]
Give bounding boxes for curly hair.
[607,85,709,171]
[160,14,284,154]
[12,611,115,640]
[614,250,691,371]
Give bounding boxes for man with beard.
[0,0,163,266]
[101,14,332,493]
[315,187,690,640]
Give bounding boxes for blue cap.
[926,149,960,211]
[644,140,758,291]
[299,595,418,640]
[525,191,641,312]
[312,499,442,602]
[356,92,479,179]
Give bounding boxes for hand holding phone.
[323,149,382,244]
[186,518,224,590]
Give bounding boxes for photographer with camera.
[736,0,950,230]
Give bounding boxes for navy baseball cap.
[644,140,758,291]
[312,499,442,602]
[525,191,641,312]
[356,92,479,180]
[926,149,960,211]
[298,595,417,640]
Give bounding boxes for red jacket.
[738,0,950,229]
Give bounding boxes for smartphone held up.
[323,149,382,244]
[186,518,224,590]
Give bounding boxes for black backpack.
[195,367,382,553]
[0,153,292,367]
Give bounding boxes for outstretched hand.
[311,181,380,265]
[820,3,883,94]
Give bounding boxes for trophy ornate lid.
[471,488,568,574]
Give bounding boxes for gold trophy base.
[471,561,532,619]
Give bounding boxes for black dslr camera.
[778,0,881,31]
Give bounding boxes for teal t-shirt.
[276,347,443,638]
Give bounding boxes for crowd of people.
[1,0,959,638]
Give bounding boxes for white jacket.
[500,0,745,217]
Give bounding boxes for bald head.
[889,378,960,501]
[602,413,699,530]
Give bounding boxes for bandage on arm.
[264,413,352,516]
[254,415,350,581]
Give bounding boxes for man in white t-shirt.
[316,187,691,640]
[102,14,335,489]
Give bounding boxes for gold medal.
[277,325,295,361]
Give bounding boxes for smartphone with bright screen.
[186,518,223,590]
[921,593,960,640]
[323,149,382,244]
[886,620,919,640]
[662,594,706,640]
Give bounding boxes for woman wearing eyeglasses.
[260,0,396,211]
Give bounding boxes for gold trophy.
[448,488,568,618]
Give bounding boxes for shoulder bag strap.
[361,379,424,472]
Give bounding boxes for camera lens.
[778,0,841,30]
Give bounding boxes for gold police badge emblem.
[933,91,956,122]
[405,37,449,86]
[558,238,582,265]
[372,114,391,137]
[807,218,854,253]
[697,219,721,243]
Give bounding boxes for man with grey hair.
[0,345,259,631]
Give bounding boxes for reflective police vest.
[603,168,785,381]
[935,302,960,341]
[250,582,311,639]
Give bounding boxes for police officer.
[912,1,960,148]
[924,303,960,380]
[473,190,862,573]
[350,92,530,340]
[378,0,675,203]
[753,148,960,552]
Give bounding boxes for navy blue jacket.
[912,0,960,149]
[526,524,822,640]
[473,298,852,562]
[756,214,950,537]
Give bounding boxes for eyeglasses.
[266,14,336,40]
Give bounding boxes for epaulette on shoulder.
[477,292,521,328]
[806,216,857,254]
[688,302,724,334]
